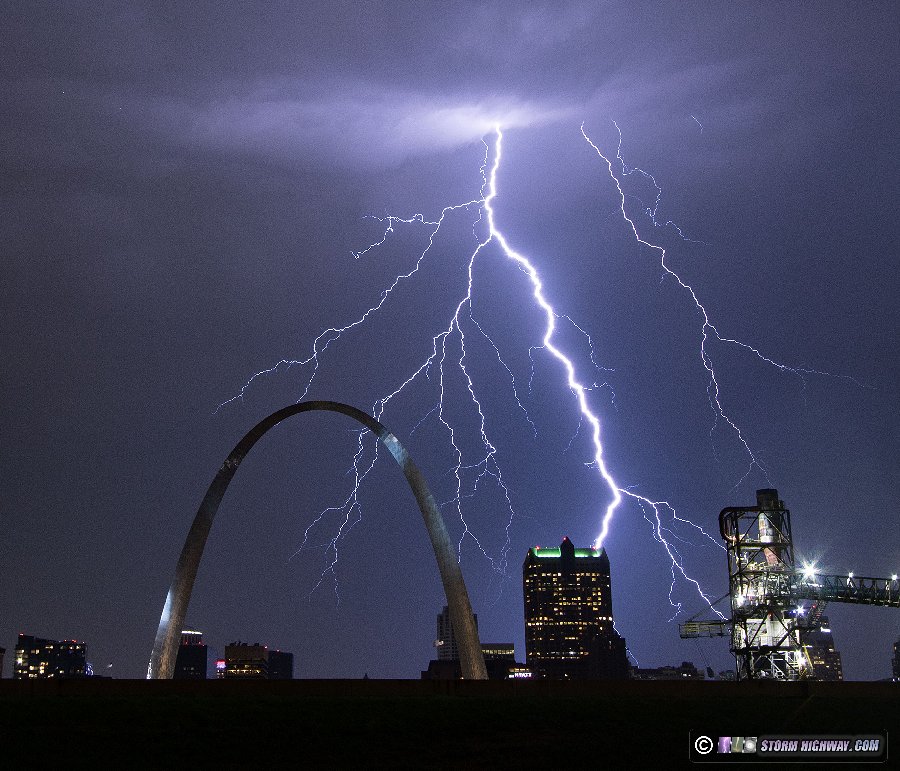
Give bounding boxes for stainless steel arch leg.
[147,401,487,680]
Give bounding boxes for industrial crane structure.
[680,489,899,681]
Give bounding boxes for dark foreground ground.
[1,679,895,767]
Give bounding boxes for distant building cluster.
[424,537,630,680]
[419,538,885,683]
[422,606,515,680]
[3,631,293,680]
[3,540,895,681]
[173,633,294,680]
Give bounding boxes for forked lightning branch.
[221,123,836,618]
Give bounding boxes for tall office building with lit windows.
[892,637,900,682]
[523,537,628,679]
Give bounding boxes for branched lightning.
[581,121,858,488]
[221,121,847,622]
[576,119,859,617]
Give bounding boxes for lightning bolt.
[582,121,858,484]
[482,126,724,618]
[576,119,863,617]
[221,121,844,622]
[482,127,623,548]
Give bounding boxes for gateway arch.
[148,400,487,680]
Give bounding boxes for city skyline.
[2,2,898,679]
[5,535,897,681]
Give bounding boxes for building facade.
[220,642,268,678]
[266,649,294,680]
[523,537,628,679]
[173,630,208,680]
[631,661,706,680]
[13,634,86,679]
[218,642,293,679]
[436,605,479,661]
[802,616,843,681]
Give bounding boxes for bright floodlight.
[801,562,816,580]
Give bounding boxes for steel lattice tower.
[719,489,808,680]
[681,488,899,680]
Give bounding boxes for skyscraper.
[13,634,86,679]
[523,537,628,679]
[892,637,900,682]
[436,605,478,661]
[173,630,208,680]
[802,616,843,681]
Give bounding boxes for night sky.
[3,2,898,680]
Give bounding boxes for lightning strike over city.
[7,2,897,707]
[216,118,856,625]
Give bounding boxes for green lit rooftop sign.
[532,547,602,558]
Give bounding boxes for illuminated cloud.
[180,85,575,166]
